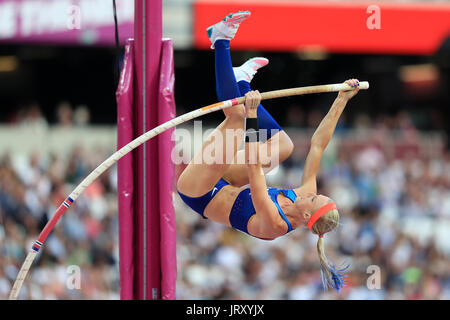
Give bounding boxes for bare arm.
[244,91,280,235]
[297,79,360,193]
[246,140,275,215]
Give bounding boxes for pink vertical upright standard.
[158,39,177,300]
[116,0,177,300]
[133,0,161,300]
[116,39,136,300]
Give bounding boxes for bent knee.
[282,137,294,160]
[278,132,294,162]
[223,104,246,120]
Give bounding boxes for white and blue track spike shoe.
[206,11,251,49]
[233,57,269,83]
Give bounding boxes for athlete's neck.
[279,196,305,230]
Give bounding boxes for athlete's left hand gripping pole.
[9,81,368,300]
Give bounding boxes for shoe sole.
[222,11,251,26]
[246,58,269,71]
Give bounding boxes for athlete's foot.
[206,11,251,49]
[233,57,269,83]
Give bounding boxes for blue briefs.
[178,178,230,218]
[178,178,297,237]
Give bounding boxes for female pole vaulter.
[177,11,360,291]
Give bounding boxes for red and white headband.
[307,202,337,232]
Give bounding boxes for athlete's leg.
[222,59,294,186]
[177,112,245,197]
[223,132,294,187]
[207,11,250,118]
[214,39,245,118]
[237,74,282,141]
[177,13,250,197]
[177,44,245,196]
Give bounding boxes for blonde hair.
[310,202,348,291]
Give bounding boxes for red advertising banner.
[193,1,450,55]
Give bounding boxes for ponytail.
[316,235,348,292]
[309,200,349,292]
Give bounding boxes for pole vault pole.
[9,81,368,300]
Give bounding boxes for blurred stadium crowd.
[0,103,120,299]
[0,102,448,300]
[0,149,120,299]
